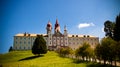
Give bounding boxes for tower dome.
[47,21,52,27]
[46,21,52,34]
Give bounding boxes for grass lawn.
[0,51,113,67]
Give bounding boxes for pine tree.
[32,35,47,55]
[113,14,120,41]
[9,46,13,52]
[104,20,114,38]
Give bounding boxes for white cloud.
[78,23,95,29]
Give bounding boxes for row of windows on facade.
[51,44,67,46]
[72,35,90,37]
[49,42,67,44]
[49,38,67,40]
[69,38,97,41]
[15,37,36,40]
[15,37,96,41]
[51,40,67,42]
[15,46,31,50]
[15,41,31,44]
[69,42,97,45]
[49,37,97,41]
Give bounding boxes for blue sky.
[0,0,120,53]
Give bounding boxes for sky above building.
[0,0,120,53]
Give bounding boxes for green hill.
[0,51,112,67]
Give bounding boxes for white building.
[13,19,99,50]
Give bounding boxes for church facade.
[13,19,99,50]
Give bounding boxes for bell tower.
[46,20,52,34]
[64,25,68,46]
[64,25,67,36]
[46,20,52,48]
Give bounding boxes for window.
[72,35,74,37]
[20,41,22,44]
[19,47,21,49]
[16,41,17,44]
[84,35,86,37]
[28,47,30,49]
[28,42,30,44]
[24,42,26,44]
[28,34,30,36]
[24,47,26,49]
[76,35,78,37]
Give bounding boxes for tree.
[100,37,111,64]
[113,14,120,41]
[75,42,92,61]
[94,44,102,63]
[103,14,120,66]
[9,46,13,52]
[104,20,114,38]
[108,39,117,66]
[32,35,47,56]
[117,42,120,61]
[56,47,72,57]
[85,46,94,61]
[96,37,118,65]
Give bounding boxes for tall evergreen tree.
[9,46,13,52]
[104,20,114,38]
[113,14,120,41]
[32,35,47,55]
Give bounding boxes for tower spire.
[56,16,58,23]
[54,18,60,33]
[64,25,67,31]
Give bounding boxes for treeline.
[56,38,120,66]
[56,14,120,66]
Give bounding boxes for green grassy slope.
[0,51,112,67]
[0,51,85,67]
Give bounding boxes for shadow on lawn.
[19,55,44,61]
[73,59,115,67]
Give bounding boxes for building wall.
[13,35,47,50]
[68,36,99,50]
[13,34,99,50]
